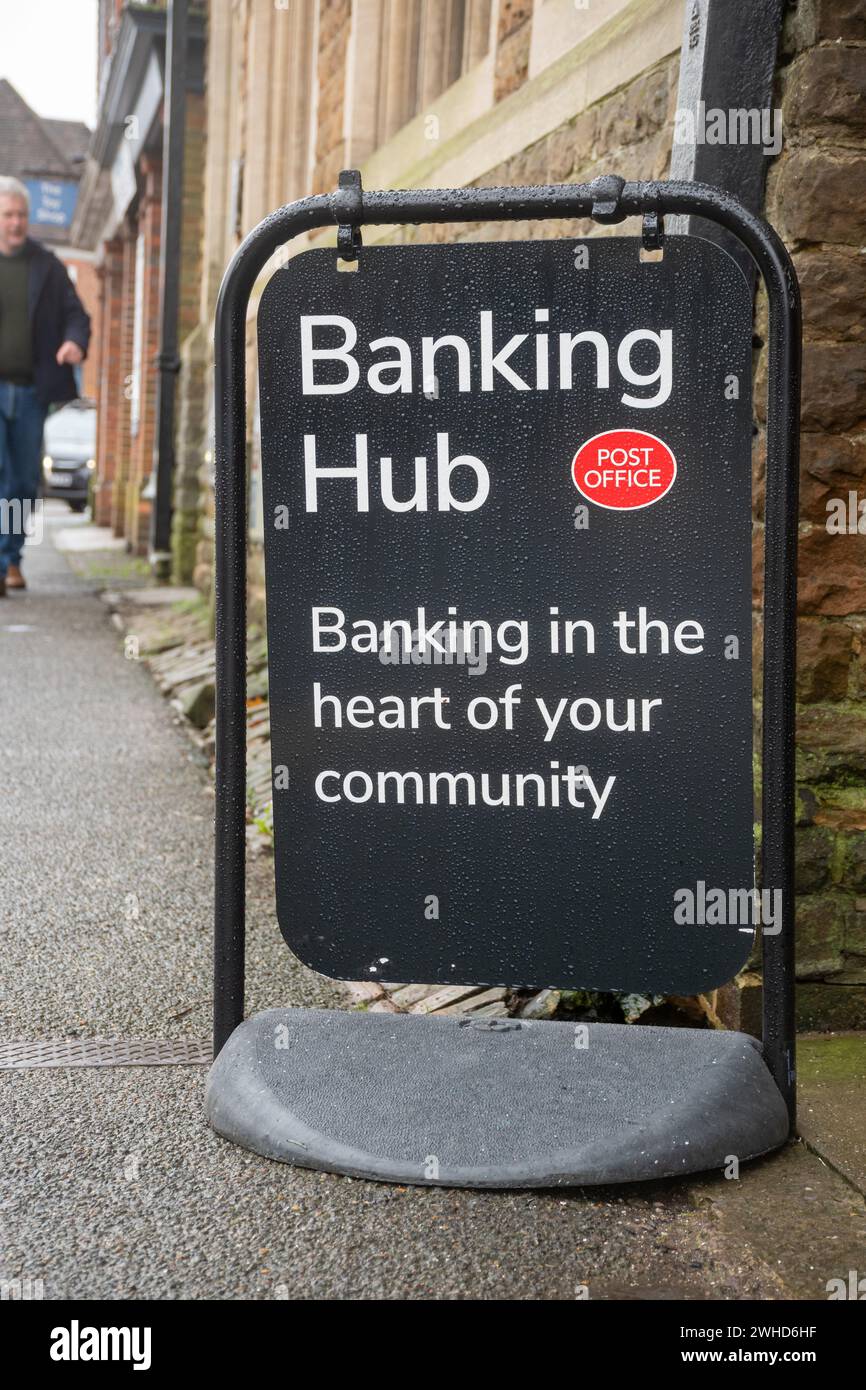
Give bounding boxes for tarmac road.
[1,507,863,1301]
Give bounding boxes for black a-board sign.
[209,179,799,1184]
[257,234,755,996]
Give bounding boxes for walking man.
[0,176,91,595]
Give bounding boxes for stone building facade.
[195,0,692,604]
[84,0,865,1028]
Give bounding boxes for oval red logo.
[571,429,677,510]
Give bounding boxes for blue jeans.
[0,382,47,575]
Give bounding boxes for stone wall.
[193,0,865,1027]
[494,0,534,103]
[766,0,866,1028]
[362,4,866,1030]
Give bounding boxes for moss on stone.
[797,1033,866,1082]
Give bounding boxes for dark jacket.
[15,238,92,407]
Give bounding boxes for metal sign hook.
[336,168,363,262]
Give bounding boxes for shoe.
[6,564,25,590]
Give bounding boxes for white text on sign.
[299,313,673,406]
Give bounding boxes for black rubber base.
[205,1008,790,1188]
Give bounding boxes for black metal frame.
[213,175,801,1123]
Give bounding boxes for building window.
[364,0,492,149]
[347,0,494,159]
[418,0,491,110]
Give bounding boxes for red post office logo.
[571,429,677,511]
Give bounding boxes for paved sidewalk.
[1,508,864,1300]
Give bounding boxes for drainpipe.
[150,0,189,579]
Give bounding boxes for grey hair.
[0,176,30,208]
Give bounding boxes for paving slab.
[797,1033,866,1193]
[52,518,126,552]
[102,586,201,607]
[2,1065,789,1302]
[1,510,863,1301]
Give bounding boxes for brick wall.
[125,155,162,555]
[93,238,124,527]
[64,257,101,402]
[111,230,136,538]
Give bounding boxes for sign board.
[25,178,78,231]
[258,237,754,995]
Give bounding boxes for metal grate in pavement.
[0,1038,213,1070]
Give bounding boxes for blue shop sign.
[25,178,78,230]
